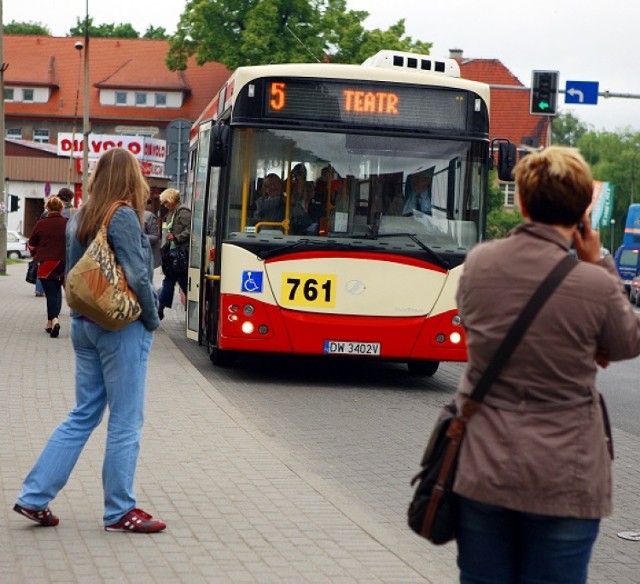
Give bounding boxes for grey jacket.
[143,210,161,268]
[66,206,160,331]
[453,222,640,518]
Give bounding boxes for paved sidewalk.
[1,260,639,583]
[0,262,455,583]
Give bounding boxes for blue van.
[614,245,640,292]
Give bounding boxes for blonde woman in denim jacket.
[14,148,166,533]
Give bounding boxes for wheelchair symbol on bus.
[241,270,263,293]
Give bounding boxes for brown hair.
[45,195,64,213]
[57,187,74,203]
[76,148,149,245]
[514,146,592,226]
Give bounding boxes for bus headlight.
[241,322,255,334]
[450,332,462,344]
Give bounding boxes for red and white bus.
[182,50,513,376]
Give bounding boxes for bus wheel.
[407,360,439,376]
[210,347,236,367]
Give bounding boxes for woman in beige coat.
[453,146,640,583]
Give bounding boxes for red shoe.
[13,503,59,526]
[105,508,166,533]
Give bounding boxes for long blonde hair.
[76,148,150,245]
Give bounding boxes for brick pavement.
[1,260,639,583]
[0,261,452,583]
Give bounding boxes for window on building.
[33,128,50,144]
[135,92,147,106]
[500,182,517,207]
[6,128,23,139]
[155,93,167,107]
[115,91,127,105]
[4,88,14,101]
[22,88,34,102]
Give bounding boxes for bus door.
[186,124,212,341]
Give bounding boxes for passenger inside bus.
[286,163,313,234]
[255,173,286,225]
[403,170,433,216]
[308,165,341,234]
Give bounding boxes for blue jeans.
[17,318,154,525]
[456,496,600,584]
[158,271,188,309]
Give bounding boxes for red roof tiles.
[4,35,230,125]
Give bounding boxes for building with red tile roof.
[3,35,230,234]
[4,35,230,139]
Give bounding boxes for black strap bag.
[26,260,38,284]
[407,255,576,545]
[161,244,188,279]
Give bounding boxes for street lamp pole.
[81,0,90,199]
[610,218,615,254]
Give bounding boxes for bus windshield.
[224,128,487,253]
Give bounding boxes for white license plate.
[324,341,381,356]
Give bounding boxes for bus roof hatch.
[362,50,460,78]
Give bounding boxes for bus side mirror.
[210,123,229,167]
[497,142,517,182]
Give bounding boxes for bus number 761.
[281,273,336,308]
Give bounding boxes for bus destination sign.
[263,78,473,132]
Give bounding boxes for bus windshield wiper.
[258,237,371,260]
[371,232,449,269]
[257,239,312,260]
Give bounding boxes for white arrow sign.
[567,87,585,103]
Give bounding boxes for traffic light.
[530,70,559,116]
[8,194,19,212]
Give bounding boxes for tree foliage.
[486,170,522,239]
[552,112,591,146]
[166,0,431,71]
[68,17,140,38]
[577,128,640,251]
[5,20,51,35]
[143,26,169,40]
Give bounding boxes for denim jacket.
[66,206,160,331]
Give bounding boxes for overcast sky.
[4,0,640,132]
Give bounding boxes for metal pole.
[610,219,615,253]
[82,0,90,199]
[176,125,182,192]
[0,0,7,275]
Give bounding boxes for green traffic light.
[530,70,559,115]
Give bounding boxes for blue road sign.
[565,81,599,105]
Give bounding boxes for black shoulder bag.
[407,254,576,545]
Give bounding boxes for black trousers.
[40,278,63,321]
